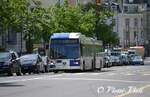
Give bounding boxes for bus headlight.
[70,60,80,66]
[74,61,79,65]
[50,61,54,65]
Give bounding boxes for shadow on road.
[63,69,115,73]
[0,83,24,87]
[100,69,114,73]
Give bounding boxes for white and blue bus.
[49,32,103,72]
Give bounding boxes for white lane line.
[107,73,116,76]
[89,73,101,76]
[0,74,64,83]
[143,74,150,76]
[71,73,86,75]
[1,74,150,84]
[48,77,150,84]
[125,73,135,76]
[0,77,43,83]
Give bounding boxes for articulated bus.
[49,32,103,72]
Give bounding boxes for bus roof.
[51,32,81,39]
[50,32,103,46]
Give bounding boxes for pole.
[20,30,22,55]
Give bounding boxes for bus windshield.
[50,39,80,59]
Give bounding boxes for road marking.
[107,73,116,76]
[72,73,86,75]
[0,77,43,83]
[90,73,101,75]
[143,74,150,76]
[0,74,64,83]
[115,84,150,97]
[125,73,135,76]
[48,77,150,84]
[1,76,150,84]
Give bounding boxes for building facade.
[0,29,26,54]
[111,0,147,47]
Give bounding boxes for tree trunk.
[26,34,33,54]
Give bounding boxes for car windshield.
[0,52,10,62]
[111,52,120,56]
[20,54,37,61]
[50,39,80,59]
[133,55,142,59]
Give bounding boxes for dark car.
[20,54,45,74]
[0,51,22,76]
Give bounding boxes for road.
[0,59,150,97]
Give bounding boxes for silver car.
[20,54,45,74]
[130,55,144,65]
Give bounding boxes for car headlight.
[32,61,37,65]
[50,62,54,65]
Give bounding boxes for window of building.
[125,18,130,31]
[7,27,17,44]
[141,18,143,26]
[124,6,128,12]
[134,31,137,39]
[134,18,138,27]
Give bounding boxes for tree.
[0,0,28,32]
[84,2,119,46]
[48,0,96,36]
[0,0,29,50]
[0,0,51,53]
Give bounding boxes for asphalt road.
[0,58,150,97]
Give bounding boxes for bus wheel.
[82,60,85,71]
[99,67,101,71]
[54,71,58,73]
[91,60,95,71]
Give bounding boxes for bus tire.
[54,71,58,73]
[82,60,85,71]
[91,60,94,71]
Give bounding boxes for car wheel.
[22,72,26,75]
[35,65,40,74]
[28,72,32,75]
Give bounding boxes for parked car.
[0,51,22,76]
[129,55,144,65]
[104,55,112,67]
[20,54,45,74]
[110,52,121,66]
[120,54,130,65]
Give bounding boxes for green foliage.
[0,0,28,30]
[0,0,119,52]
[84,2,119,45]
[48,0,96,36]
